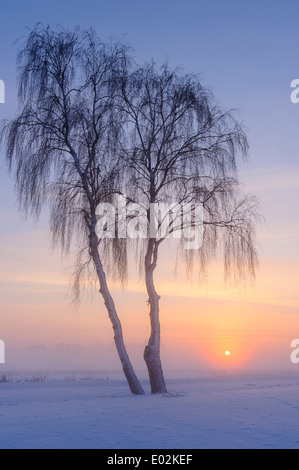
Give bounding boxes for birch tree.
[119,63,259,394]
[0,24,145,395]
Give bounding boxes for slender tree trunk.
[89,232,145,395]
[144,240,167,394]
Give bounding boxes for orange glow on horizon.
[191,333,259,369]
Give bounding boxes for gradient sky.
[0,0,299,373]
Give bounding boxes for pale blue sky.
[1,0,298,236]
[1,0,299,161]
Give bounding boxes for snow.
[0,371,299,449]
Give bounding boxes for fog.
[1,339,297,378]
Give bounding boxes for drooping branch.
[0,24,145,395]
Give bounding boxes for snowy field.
[0,371,299,449]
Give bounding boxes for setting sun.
[225,350,231,356]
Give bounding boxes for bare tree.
[0,24,145,395]
[118,63,260,394]
[1,25,260,396]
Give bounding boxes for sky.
[0,0,299,374]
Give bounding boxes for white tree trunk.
[144,241,167,394]
[90,233,145,395]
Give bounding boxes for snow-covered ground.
[0,371,299,449]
